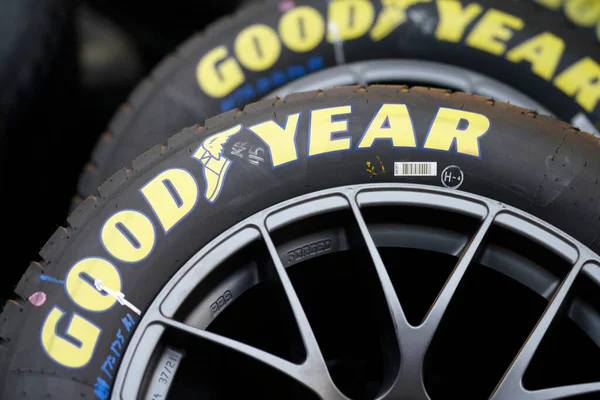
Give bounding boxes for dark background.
[0,0,241,296]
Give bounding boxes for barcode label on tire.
[394,162,437,177]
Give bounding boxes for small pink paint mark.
[278,0,295,12]
[28,292,46,307]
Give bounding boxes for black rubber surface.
[0,0,79,305]
[533,0,600,42]
[88,0,245,68]
[77,0,600,204]
[1,86,599,399]
[0,0,76,151]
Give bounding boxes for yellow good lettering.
[41,307,101,368]
[65,257,122,312]
[309,106,352,156]
[435,1,483,43]
[506,32,565,80]
[564,0,600,27]
[101,210,156,263]
[235,24,281,71]
[248,113,301,167]
[357,104,417,148]
[370,0,432,41]
[533,0,562,9]
[423,107,490,157]
[554,57,600,112]
[196,46,245,98]
[466,9,525,55]
[327,0,375,42]
[279,6,325,52]
[141,168,199,233]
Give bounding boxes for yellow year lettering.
[466,9,525,55]
[435,0,483,43]
[101,210,156,263]
[196,46,245,98]
[506,32,565,80]
[65,257,122,312]
[423,108,490,157]
[141,168,199,233]
[309,106,352,156]
[279,6,325,52]
[248,113,301,167]
[357,104,417,148]
[41,307,101,368]
[327,0,375,42]
[554,57,600,112]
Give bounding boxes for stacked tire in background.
[0,0,79,300]
[2,1,600,399]
[76,0,600,199]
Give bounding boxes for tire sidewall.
[94,0,600,185]
[5,87,600,398]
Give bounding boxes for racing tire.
[77,0,600,204]
[2,86,600,399]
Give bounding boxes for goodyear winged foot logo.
[191,124,242,203]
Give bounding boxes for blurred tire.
[88,0,244,67]
[76,0,600,204]
[0,0,77,151]
[0,0,78,299]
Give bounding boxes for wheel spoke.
[490,257,588,400]
[255,224,326,364]
[156,315,301,380]
[112,185,600,400]
[346,192,412,336]
[528,381,600,400]
[255,224,348,398]
[420,210,495,340]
